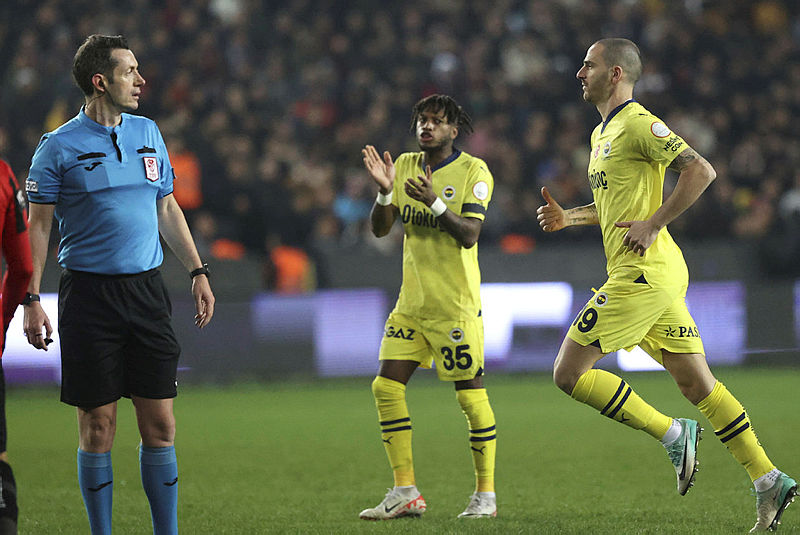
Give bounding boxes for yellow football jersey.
[587,100,689,286]
[390,150,493,320]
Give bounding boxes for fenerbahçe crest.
[593,142,612,160]
[448,327,464,343]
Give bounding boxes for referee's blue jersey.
[26,109,175,274]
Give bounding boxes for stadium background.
[2,2,800,533]
[1,0,798,381]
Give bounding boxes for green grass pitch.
[9,367,800,534]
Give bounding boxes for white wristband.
[376,191,393,206]
[430,197,447,217]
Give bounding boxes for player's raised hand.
[537,186,566,232]
[615,220,658,256]
[405,165,437,206]
[362,145,395,193]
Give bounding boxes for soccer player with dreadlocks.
[359,94,497,520]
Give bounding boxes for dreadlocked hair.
[410,94,474,135]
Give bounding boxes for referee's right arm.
[23,202,55,349]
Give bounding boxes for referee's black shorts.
[58,268,181,408]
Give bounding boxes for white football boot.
[359,486,427,520]
[457,492,497,519]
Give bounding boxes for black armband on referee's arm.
[190,263,210,280]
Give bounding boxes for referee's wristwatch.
[21,292,40,306]
[190,263,210,280]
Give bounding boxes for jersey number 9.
[573,307,598,333]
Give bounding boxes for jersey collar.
[422,148,461,173]
[601,99,636,134]
[77,106,125,135]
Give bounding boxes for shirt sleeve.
[0,161,33,337]
[26,134,63,203]
[632,115,690,166]
[461,158,493,220]
[154,125,175,199]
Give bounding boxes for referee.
[22,35,214,535]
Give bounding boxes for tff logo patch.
[143,157,159,181]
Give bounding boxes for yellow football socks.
[371,376,415,487]
[572,369,672,440]
[696,381,775,481]
[456,388,497,493]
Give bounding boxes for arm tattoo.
[565,203,598,226]
[668,147,699,173]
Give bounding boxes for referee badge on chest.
[143,157,159,181]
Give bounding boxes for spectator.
[0,0,797,274]
[166,134,203,214]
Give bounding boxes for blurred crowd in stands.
[1,0,799,290]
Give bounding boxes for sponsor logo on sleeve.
[25,179,38,193]
[663,135,684,153]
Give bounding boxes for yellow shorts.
[379,312,485,381]
[567,276,705,364]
